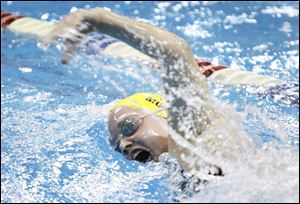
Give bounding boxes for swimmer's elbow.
[165,36,192,58]
[177,38,189,49]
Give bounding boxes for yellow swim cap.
[112,92,167,119]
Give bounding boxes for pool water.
[1,1,299,203]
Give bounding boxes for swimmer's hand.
[41,10,94,64]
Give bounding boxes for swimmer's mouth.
[131,148,152,163]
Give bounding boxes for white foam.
[19,67,32,73]
[224,13,257,26]
[261,6,299,18]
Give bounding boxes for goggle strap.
[141,108,167,118]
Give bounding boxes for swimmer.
[2,9,298,178]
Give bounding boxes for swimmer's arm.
[43,8,208,91]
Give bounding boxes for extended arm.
[44,8,208,91]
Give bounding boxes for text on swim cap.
[145,96,161,107]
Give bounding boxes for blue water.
[1,1,299,203]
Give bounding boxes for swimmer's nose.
[119,139,152,162]
[119,139,133,156]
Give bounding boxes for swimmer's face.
[108,106,168,163]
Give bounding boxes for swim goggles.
[114,108,166,153]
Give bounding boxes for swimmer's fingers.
[61,38,77,64]
[60,22,93,64]
[40,10,92,48]
[40,13,94,63]
[60,30,83,64]
[41,27,83,64]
